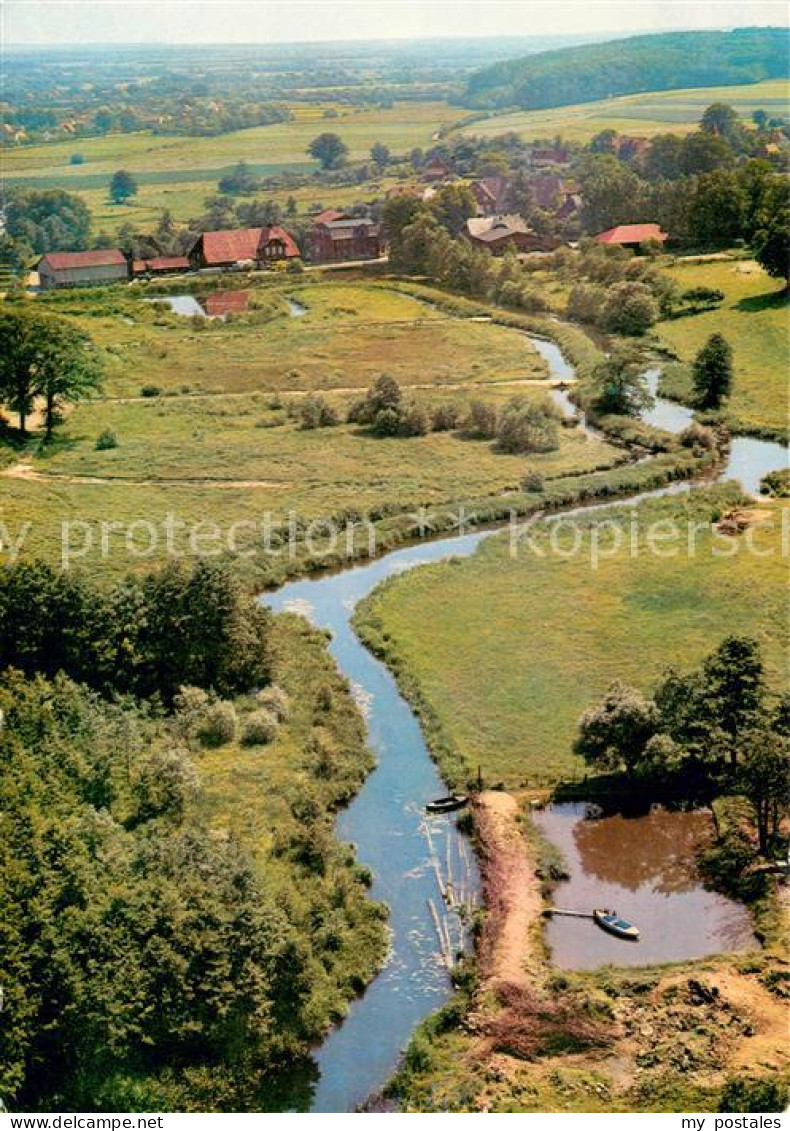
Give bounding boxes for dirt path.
[473,791,543,990]
[0,461,293,490]
[100,375,562,407]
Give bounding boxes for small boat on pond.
[426,794,468,814]
[593,908,640,941]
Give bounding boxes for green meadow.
[656,259,789,437]
[53,281,548,397]
[4,98,463,233]
[456,78,790,142]
[70,175,407,239]
[0,281,625,577]
[356,490,789,789]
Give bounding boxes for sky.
[4,0,788,46]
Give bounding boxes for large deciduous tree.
[700,102,742,143]
[307,132,348,170]
[109,169,138,204]
[583,345,654,418]
[370,141,391,169]
[4,188,92,254]
[0,308,103,438]
[701,636,765,761]
[576,154,645,233]
[738,729,790,854]
[752,206,790,285]
[574,680,661,775]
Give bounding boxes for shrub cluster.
[348,376,561,454]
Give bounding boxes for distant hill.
[462,28,790,111]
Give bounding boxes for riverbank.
[354,486,788,789]
[653,260,789,442]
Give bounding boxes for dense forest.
[0,560,387,1111]
[463,28,790,110]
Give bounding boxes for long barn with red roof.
[37,248,129,289]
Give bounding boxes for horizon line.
[6,24,789,50]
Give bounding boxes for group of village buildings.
[36,148,668,290]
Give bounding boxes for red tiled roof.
[132,259,147,275]
[258,226,300,258]
[197,226,300,264]
[39,248,127,271]
[198,228,263,265]
[595,223,668,245]
[313,209,348,225]
[145,256,190,272]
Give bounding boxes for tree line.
[463,28,790,110]
[0,558,270,704]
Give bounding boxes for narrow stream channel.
[262,330,787,1111]
[265,536,486,1113]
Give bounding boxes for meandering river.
[260,328,786,1110]
[266,535,486,1112]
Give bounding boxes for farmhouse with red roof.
[189,226,300,269]
[594,223,668,249]
[37,248,129,289]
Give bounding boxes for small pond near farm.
[147,291,307,318]
[534,804,757,971]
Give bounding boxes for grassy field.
[0,281,627,577]
[5,101,462,180]
[456,79,790,143]
[42,281,549,397]
[656,259,789,437]
[4,98,462,234]
[70,174,407,239]
[356,489,789,789]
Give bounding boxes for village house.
[594,222,669,250]
[37,248,129,290]
[189,226,300,270]
[421,155,452,182]
[530,174,582,219]
[527,145,570,169]
[311,216,384,263]
[312,208,348,225]
[615,135,652,162]
[471,176,512,216]
[464,215,561,256]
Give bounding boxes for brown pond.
[533,803,757,970]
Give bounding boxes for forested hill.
[462,27,790,110]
